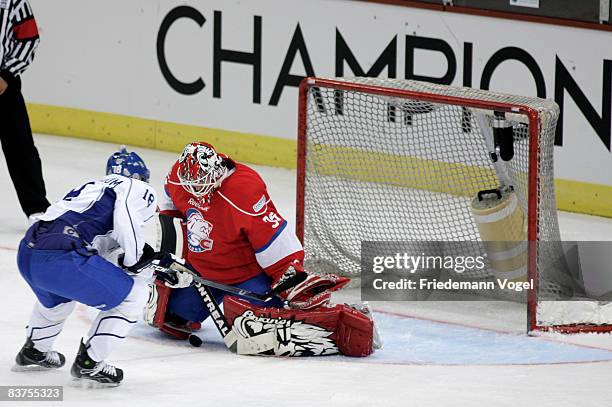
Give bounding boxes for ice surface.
[1,135,612,406]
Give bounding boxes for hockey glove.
[140,251,195,289]
[156,266,194,289]
[120,247,193,289]
[272,261,350,309]
[119,243,155,273]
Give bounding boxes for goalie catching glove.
[272,261,350,309]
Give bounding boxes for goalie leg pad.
[337,306,375,357]
[223,296,375,357]
[145,281,209,340]
[144,280,193,340]
[144,280,170,329]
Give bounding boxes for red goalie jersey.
[159,158,304,285]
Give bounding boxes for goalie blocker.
[146,214,377,356]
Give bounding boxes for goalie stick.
[190,279,239,352]
[152,215,307,350]
[190,279,297,355]
[189,269,307,303]
[159,260,307,304]
[153,259,307,352]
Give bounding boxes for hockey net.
[296,76,612,333]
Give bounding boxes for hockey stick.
[188,270,307,303]
[190,279,239,352]
[156,258,307,303]
[172,266,306,354]
[190,280,288,355]
[153,260,306,352]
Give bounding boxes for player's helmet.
[174,142,227,198]
[106,146,150,182]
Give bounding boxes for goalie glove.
[272,261,350,309]
[156,266,194,289]
[149,252,194,289]
[122,248,194,289]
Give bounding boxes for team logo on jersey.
[62,226,80,238]
[186,208,214,253]
[232,310,338,357]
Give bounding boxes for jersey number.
[263,212,281,228]
[142,189,154,207]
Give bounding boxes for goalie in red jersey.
[145,142,379,356]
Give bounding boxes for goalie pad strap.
[223,296,374,357]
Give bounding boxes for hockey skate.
[13,338,66,371]
[70,341,123,387]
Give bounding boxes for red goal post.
[296,76,612,334]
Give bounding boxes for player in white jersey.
[13,147,157,386]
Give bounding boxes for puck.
[188,334,203,347]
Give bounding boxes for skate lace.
[44,351,61,366]
[92,361,117,377]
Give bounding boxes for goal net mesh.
[298,77,607,331]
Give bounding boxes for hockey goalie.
[145,142,379,357]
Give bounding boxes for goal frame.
[296,76,610,334]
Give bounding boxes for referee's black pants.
[0,77,49,217]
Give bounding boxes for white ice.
[1,135,612,406]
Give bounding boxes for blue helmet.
[106,146,150,182]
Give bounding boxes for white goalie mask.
[171,142,228,199]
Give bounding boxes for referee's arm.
[0,0,39,91]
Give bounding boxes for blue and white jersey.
[29,175,157,267]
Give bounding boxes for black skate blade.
[11,363,61,372]
[70,377,121,389]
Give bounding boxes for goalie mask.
[106,146,150,182]
[173,142,228,199]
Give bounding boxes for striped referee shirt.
[0,0,38,83]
